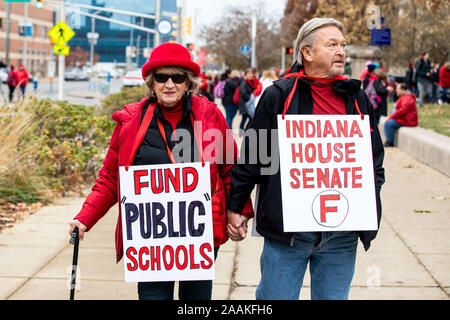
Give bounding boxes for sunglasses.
[154,73,187,84]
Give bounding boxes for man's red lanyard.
[281,69,365,122]
[126,103,204,170]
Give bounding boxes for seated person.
[383,83,418,147]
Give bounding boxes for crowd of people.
[406,53,450,107]
[1,60,41,103]
[355,52,449,147]
[4,63,30,103]
[192,67,282,135]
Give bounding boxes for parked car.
[122,69,145,87]
[76,69,89,81]
[64,68,89,81]
[98,69,119,79]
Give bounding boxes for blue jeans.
[440,86,448,103]
[384,119,403,144]
[224,104,239,129]
[417,80,432,107]
[256,232,358,300]
[138,246,219,300]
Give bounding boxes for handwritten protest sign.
[119,162,215,282]
[277,115,378,232]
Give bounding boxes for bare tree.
[280,0,318,45]
[281,0,449,67]
[199,5,282,71]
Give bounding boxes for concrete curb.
[66,91,104,100]
[378,116,450,177]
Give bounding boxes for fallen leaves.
[413,209,433,214]
[0,202,43,233]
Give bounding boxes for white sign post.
[277,115,378,232]
[119,162,215,282]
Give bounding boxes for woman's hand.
[69,219,88,241]
[227,209,248,241]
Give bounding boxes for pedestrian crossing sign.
[48,21,75,46]
[53,44,70,56]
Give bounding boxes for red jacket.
[388,93,418,126]
[74,95,254,262]
[439,65,450,88]
[16,66,29,85]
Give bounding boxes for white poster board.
[277,115,378,232]
[119,162,215,282]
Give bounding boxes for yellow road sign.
[48,21,75,46]
[53,44,70,56]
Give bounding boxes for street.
[1,78,124,107]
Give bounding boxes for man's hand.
[227,209,248,241]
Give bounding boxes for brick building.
[0,1,55,77]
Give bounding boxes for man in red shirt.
[228,17,385,300]
[384,83,418,147]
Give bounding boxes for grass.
[0,100,50,204]
[387,102,449,137]
[417,104,450,137]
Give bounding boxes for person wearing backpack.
[238,68,260,134]
[223,70,241,129]
[6,65,18,103]
[365,69,393,125]
[213,69,229,100]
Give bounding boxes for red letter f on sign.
[320,194,340,223]
[134,170,148,195]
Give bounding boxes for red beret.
[142,42,201,79]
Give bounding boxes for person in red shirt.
[15,63,29,98]
[438,62,450,104]
[68,42,253,300]
[228,17,385,300]
[383,82,418,147]
[5,65,18,102]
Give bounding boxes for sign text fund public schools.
[119,162,215,282]
[277,115,378,232]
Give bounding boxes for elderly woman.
[69,43,253,300]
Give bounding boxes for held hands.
[69,219,88,241]
[227,209,248,242]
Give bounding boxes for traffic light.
[171,16,178,38]
[186,43,194,51]
[36,0,43,9]
[285,47,294,55]
[181,17,191,37]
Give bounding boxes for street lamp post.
[58,0,65,101]
[155,0,161,47]
[251,14,257,68]
[88,10,101,68]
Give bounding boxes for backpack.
[213,80,226,99]
[364,79,381,110]
[232,87,240,105]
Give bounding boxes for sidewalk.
[0,145,448,300]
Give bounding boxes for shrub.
[100,85,146,116]
[0,97,115,204]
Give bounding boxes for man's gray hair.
[294,17,344,66]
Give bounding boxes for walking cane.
[69,227,79,300]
